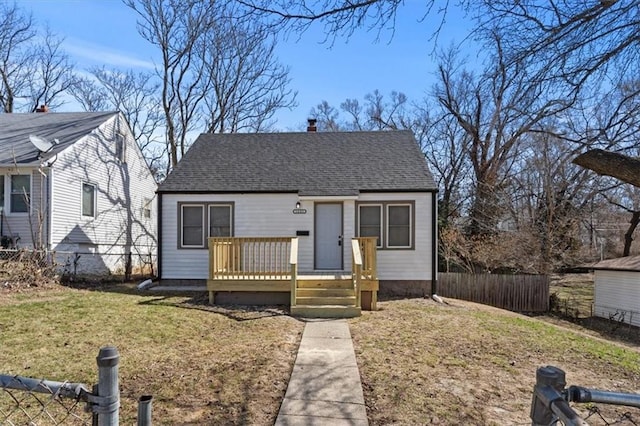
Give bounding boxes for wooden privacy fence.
[439,273,550,312]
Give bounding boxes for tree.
[481,0,640,97]
[202,5,296,133]
[434,39,571,236]
[127,0,296,169]
[126,0,215,168]
[69,67,166,178]
[25,27,75,112]
[0,2,35,112]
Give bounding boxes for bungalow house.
[590,255,640,327]
[157,125,438,316]
[0,110,157,276]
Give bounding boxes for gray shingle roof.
[0,112,118,165]
[589,255,640,272]
[158,130,437,194]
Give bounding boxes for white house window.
[357,201,414,249]
[82,183,96,217]
[209,204,232,237]
[181,205,204,247]
[10,175,30,213]
[179,202,234,248]
[358,205,382,247]
[0,177,4,212]
[387,204,412,248]
[142,198,152,219]
[115,133,126,163]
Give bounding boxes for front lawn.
[0,285,303,424]
[350,298,640,425]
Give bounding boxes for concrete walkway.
[275,319,368,426]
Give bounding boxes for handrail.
[351,239,362,308]
[290,238,298,307]
[209,237,293,280]
[354,237,378,280]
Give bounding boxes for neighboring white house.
[591,255,640,327]
[157,125,439,297]
[0,110,157,276]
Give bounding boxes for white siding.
[161,191,434,281]
[0,167,46,248]
[50,114,157,275]
[594,270,640,327]
[358,192,433,280]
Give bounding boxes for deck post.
[290,238,299,307]
[208,291,215,304]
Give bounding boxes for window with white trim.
[357,201,414,249]
[142,198,152,219]
[115,133,126,163]
[10,175,30,213]
[179,203,234,248]
[82,183,96,217]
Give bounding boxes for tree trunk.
[623,211,640,257]
[573,149,640,188]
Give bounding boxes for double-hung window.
[357,201,414,249]
[387,204,412,248]
[358,204,383,247]
[10,175,30,213]
[180,203,233,248]
[181,205,205,247]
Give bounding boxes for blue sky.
[19,0,474,131]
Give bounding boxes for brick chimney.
[35,105,49,113]
[307,118,317,132]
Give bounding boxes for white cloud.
[64,39,156,70]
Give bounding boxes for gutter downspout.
[431,189,438,296]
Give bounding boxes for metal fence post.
[137,395,153,426]
[530,366,566,426]
[96,346,120,426]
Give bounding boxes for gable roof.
[158,130,437,195]
[589,255,640,272]
[0,111,119,165]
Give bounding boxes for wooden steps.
[292,278,361,318]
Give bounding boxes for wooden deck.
[207,237,379,317]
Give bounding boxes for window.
[115,133,126,162]
[209,205,232,237]
[181,205,204,247]
[357,201,414,249]
[10,175,30,213]
[142,198,152,219]
[358,205,382,247]
[179,202,234,248]
[387,204,411,248]
[82,183,96,217]
[0,177,4,212]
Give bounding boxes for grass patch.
[350,298,640,425]
[0,286,303,424]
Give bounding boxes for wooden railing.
[209,237,294,280]
[354,237,378,280]
[290,238,298,307]
[351,240,363,308]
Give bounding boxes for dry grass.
[0,285,303,425]
[3,278,640,425]
[350,297,640,425]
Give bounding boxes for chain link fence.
[0,347,152,426]
[531,365,640,425]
